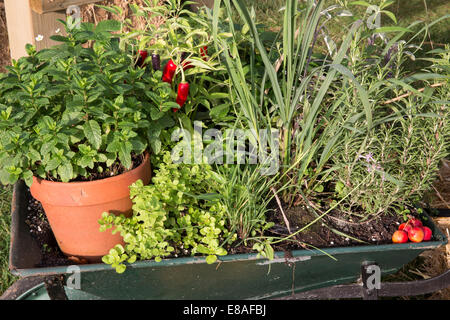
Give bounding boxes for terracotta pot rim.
[32,152,150,187]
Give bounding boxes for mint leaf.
[83,120,102,150]
[118,141,133,169]
[96,20,122,33]
[58,163,73,182]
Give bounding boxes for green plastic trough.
[8,181,448,300]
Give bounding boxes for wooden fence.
[4,0,213,61]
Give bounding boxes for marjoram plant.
[100,151,236,273]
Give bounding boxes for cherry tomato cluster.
[392,218,432,243]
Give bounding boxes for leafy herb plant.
[100,0,233,126]
[0,18,175,185]
[329,39,450,219]
[100,151,236,273]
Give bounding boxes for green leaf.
[150,138,161,154]
[62,111,84,126]
[335,181,345,194]
[313,184,324,193]
[46,158,61,171]
[58,163,73,182]
[28,149,41,162]
[97,153,108,162]
[374,26,411,33]
[382,10,397,24]
[102,255,113,265]
[96,20,122,33]
[127,255,137,264]
[79,156,94,169]
[184,192,222,201]
[380,0,395,10]
[115,264,126,274]
[264,243,274,260]
[208,92,230,100]
[118,141,133,169]
[49,35,70,43]
[106,152,117,167]
[349,1,372,7]
[130,139,146,154]
[153,114,175,131]
[83,120,102,150]
[23,170,34,187]
[210,104,230,119]
[95,4,122,15]
[41,141,56,156]
[205,255,217,264]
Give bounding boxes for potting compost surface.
[25,190,73,267]
[25,188,420,267]
[264,204,408,253]
[45,153,145,182]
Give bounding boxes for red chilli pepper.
[182,60,194,70]
[136,50,148,68]
[173,82,190,112]
[162,59,177,83]
[200,46,208,61]
[181,52,194,71]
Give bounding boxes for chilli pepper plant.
[98,1,279,270]
[104,0,233,123]
[175,81,190,112]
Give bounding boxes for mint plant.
[0,18,175,185]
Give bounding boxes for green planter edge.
[9,181,448,300]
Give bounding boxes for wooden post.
[4,0,66,60]
[4,0,101,61]
[30,0,102,14]
[5,0,213,61]
[4,0,35,60]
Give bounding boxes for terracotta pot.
[30,153,151,263]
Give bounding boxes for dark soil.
[25,188,414,267]
[265,203,408,253]
[24,189,72,267]
[426,159,450,209]
[45,153,144,182]
[72,152,144,182]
